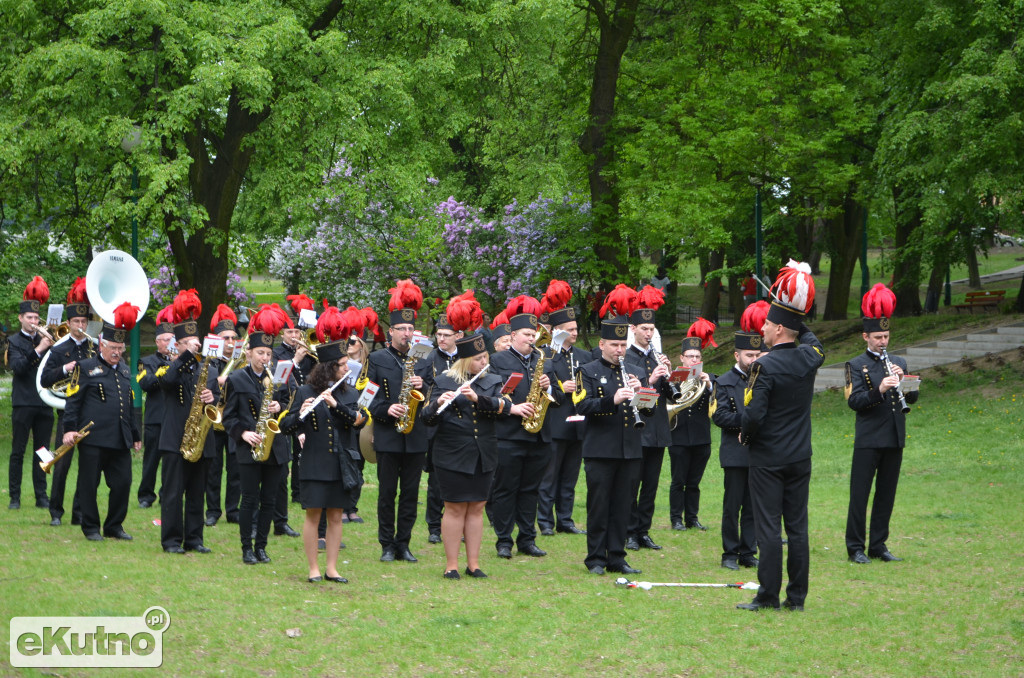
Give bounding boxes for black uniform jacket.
[157,350,221,459]
[740,325,825,467]
[281,383,365,481]
[576,357,652,460]
[624,345,675,447]
[547,345,591,442]
[40,335,95,390]
[365,345,434,453]
[845,351,918,449]
[711,365,750,468]
[424,348,458,441]
[670,373,715,447]
[274,341,316,388]
[222,364,291,465]
[422,372,504,474]
[8,331,48,407]
[138,351,173,426]
[488,345,564,444]
[63,356,140,449]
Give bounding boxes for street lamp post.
[750,177,764,300]
[860,209,870,297]
[121,128,142,410]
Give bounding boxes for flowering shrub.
[148,267,255,313]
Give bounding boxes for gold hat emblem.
[112,329,127,343]
[614,324,628,338]
[401,309,414,322]
[29,300,40,312]
[566,308,576,320]
[185,321,198,336]
[879,317,890,330]
[259,334,273,347]
[641,309,653,321]
[751,335,762,348]
[472,336,485,353]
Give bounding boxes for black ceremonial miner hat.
[456,333,488,359]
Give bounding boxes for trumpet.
[296,328,319,362]
[40,421,93,473]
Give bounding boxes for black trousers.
[538,438,583,531]
[668,443,711,524]
[584,457,641,569]
[49,411,82,522]
[721,467,756,559]
[748,459,812,607]
[376,451,425,550]
[344,456,365,514]
[275,460,290,528]
[238,462,287,551]
[290,437,302,502]
[76,443,131,537]
[10,405,52,503]
[425,447,443,534]
[628,446,665,538]
[845,446,903,556]
[492,439,547,550]
[137,423,162,505]
[205,430,240,521]
[160,450,210,549]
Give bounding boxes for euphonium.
[180,354,221,462]
[523,348,556,433]
[395,352,424,434]
[252,373,280,461]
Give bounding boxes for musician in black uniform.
[710,331,762,570]
[7,292,54,510]
[738,300,824,611]
[624,307,675,550]
[158,321,218,554]
[424,315,462,543]
[421,333,504,578]
[488,312,563,559]
[667,336,715,532]
[273,320,312,536]
[281,340,367,583]
[205,307,241,526]
[490,322,511,352]
[844,303,918,564]
[576,318,652,575]
[537,307,588,536]
[342,333,372,523]
[223,331,291,565]
[40,302,94,525]
[136,312,174,508]
[366,301,434,563]
[62,318,142,541]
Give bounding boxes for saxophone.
[522,348,556,433]
[252,373,280,461]
[395,352,425,434]
[180,355,222,462]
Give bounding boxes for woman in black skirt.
[281,339,366,583]
[422,333,506,579]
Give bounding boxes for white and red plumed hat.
[248,303,293,349]
[630,285,665,325]
[210,304,238,334]
[766,259,815,330]
[861,283,896,333]
[102,301,140,343]
[599,284,637,320]
[20,276,49,314]
[682,317,717,353]
[736,300,770,351]
[505,295,542,331]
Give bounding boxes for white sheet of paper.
[46,305,64,326]
[201,334,225,358]
[357,381,379,408]
[272,360,294,385]
[35,446,54,463]
[900,376,921,393]
[551,329,571,352]
[298,309,318,329]
[630,387,659,408]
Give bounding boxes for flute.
[298,376,347,420]
[436,364,489,414]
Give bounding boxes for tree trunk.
[1015,274,1024,312]
[726,251,743,326]
[700,249,724,323]
[891,186,923,316]
[822,195,865,321]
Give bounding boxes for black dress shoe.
[496,545,513,559]
[348,514,364,524]
[187,545,212,554]
[138,500,152,509]
[85,532,104,542]
[226,515,239,524]
[71,516,81,526]
[308,576,323,583]
[397,548,418,563]
[624,537,640,550]
[607,563,641,574]
[49,518,61,527]
[738,556,759,568]
[443,569,461,580]
[539,527,555,536]
[685,519,708,531]
[205,516,218,527]
[518,544,547,557]
[464,567,488,578]
[380,548,396,562]
[8,500,20,510]
[255,548,271,563]
[36,498,50,509]
[736,598,779,611]
[324,574,348,583]
[721,557,739,570]
[556,525,587,535]
[588,565,605,575]
[242,549,258,565]
[639,535,663,550]
[275,524,300,537]
[428,532,442,544]
[849,550,871,564]
[869,550,903,562]
[672,521,686,531]
[164,545,185,554]
[782,599,805,611]
[104,529,133,541]
[318,538,327,551]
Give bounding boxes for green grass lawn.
[1,347,1021,676]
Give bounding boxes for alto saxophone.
[252,373,281,462]
[395,352,425,434]
[180,354,222,462]
[523,348,556,433]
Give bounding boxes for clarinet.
[881,349,911,414]
[618,356,645,429]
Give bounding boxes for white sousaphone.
[36,250,150,409]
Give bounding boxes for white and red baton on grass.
[614,577,760,591]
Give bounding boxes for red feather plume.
[687,317,718,349]
[489,310,510,330]
[541,280,572,314]
[249,303,292,336]
[360,307,384,342]
[599,284,636,318]
[112,302,140,331]
[172,288,202,322]
[861,283,896,319]
[339,306,364,340]
[155,305,176,326]
[635,285,665,311]
[740,301,770,336]
[23,276,50,305]
[209,304,238,332]
[286,294,315,314]
[770,259,815,314]
[315,306,347,343]
[446,290,483,333]
[388,279,424,313]
[66,277,88,304]
[504,295,542,319]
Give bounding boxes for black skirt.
[300,479,353,510]
[435,458,494,503]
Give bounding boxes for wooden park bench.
[954,289,1005,313]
